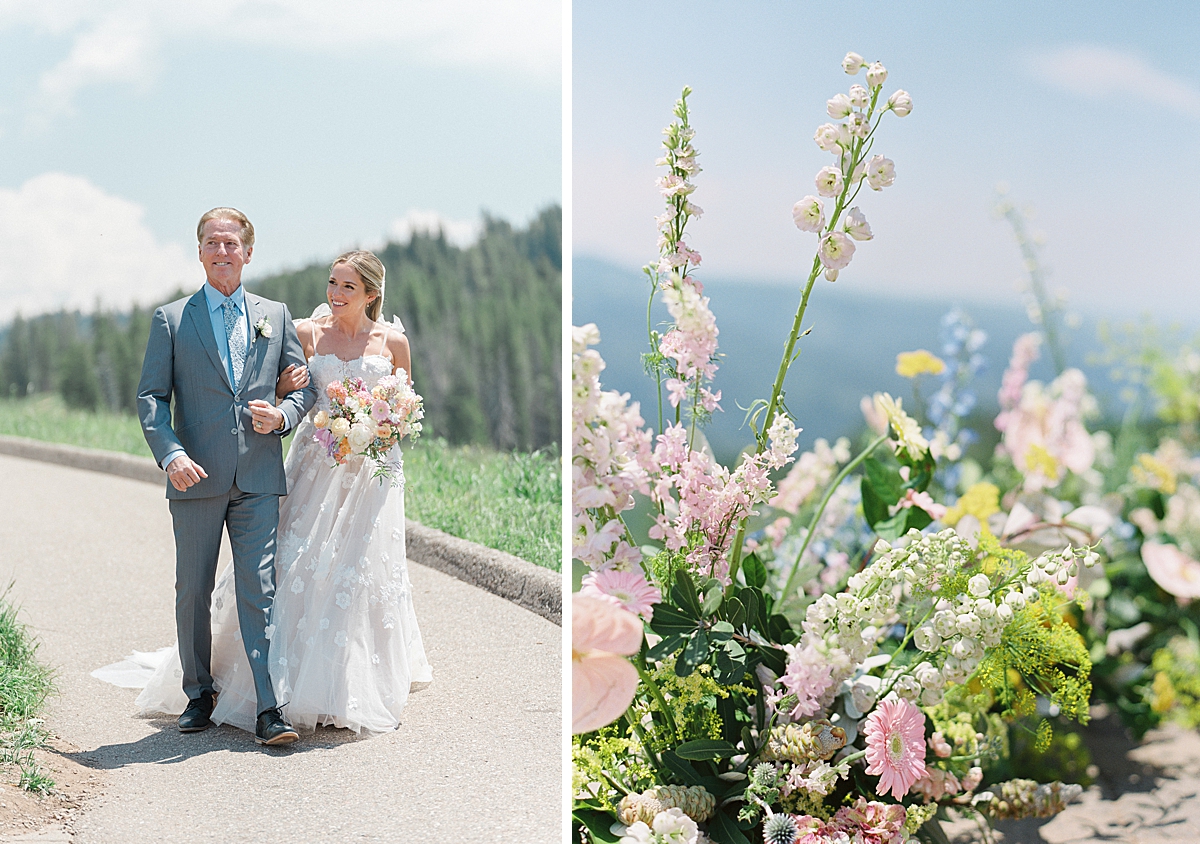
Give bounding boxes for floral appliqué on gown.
[129,353,432,734]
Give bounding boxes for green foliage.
[0,207,561,452]
[974,589,1092,727]
[1148,632,1200,728]
[0,591,55,792]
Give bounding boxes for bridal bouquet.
[313,373,423,482]
[573,56,1094,844]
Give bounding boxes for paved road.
[0,454,563,843]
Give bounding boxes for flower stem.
[778,433,888,602]
[636,659,680,743]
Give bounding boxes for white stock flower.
[848,84,869,108]
[652,808,699,844]
[843,207,873,241]
[847,111,871,139]
[814,166,844,198]
[818,231,855,270]
[842,52,865,74]
[573,323,601,354]
[888,89,913,117]
[968,573,991,598]
[866,155,895,191]
[866,61,888,87]
[826,92,853,119]
[913,625,941,652]
[814,122,842,153]
[792,196,826,232]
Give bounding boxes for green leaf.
[742,553,767,589]
[672,569,703,618]
[715,639,746,684]
[724,596,747,629]
[646,634,686,662]
[660,750,705,785]
[905,507,933,533]
[573,809,621,843]
[757,644,787,676]
[863,456,903,500]
[707,808,752,844]
[674,739,739,760]
[737,588,762,631]
[650,604,700,637]
[701,583,724,617]
[873,510,909,541]
[767,613,796,645]
[710,620,734,642]
[678,630,709,676]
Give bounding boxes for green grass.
[0,395,562,570]
[401,439,562,571]
[0,395,151,458]
[0,592,55,794]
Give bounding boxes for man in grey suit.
[137,207,317,746]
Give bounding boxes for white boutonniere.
[254,317,273,338]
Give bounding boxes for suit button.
[231,428,238,435]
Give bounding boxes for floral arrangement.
[572,54,1098,844]
[313,373,422,483]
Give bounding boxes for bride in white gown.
[122,249,431,734]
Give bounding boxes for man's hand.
[249,399,285,434]
[166,455,208,491]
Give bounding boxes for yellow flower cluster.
[1132,452,1177,494]
[895,349,946,378]
[942,482,1001,528]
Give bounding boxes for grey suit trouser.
[169,483,278,714]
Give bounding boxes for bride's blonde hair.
[332,250,385,321]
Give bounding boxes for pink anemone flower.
[863,697,927,799]
[572,595,643,734]
[1142,541,1200,602]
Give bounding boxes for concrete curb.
[0,434,562,625]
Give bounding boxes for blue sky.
[574,1,1200,323]
[0,1,561,320]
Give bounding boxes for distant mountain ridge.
[573,256,1123,464]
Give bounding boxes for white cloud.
[1029,44,1200,118]
[387,209,481,248]
[0,173,196,320]
[2,0,560,120]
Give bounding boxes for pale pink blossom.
[998,367,1097,492]
[843,207,873,241]
[896,489,947,521]
[842,52,866,75]
[1142,541,1200,602]
[928,731,952,758]
[888,89,913,117]
[827,92,853,119]
[911,766,961,802]
[818,231,856,270]
[814,165,844,198]
[792,196,826,232]
[849,84,869,108]
[777,644,834,719]
[863,697,927,799]
[572,595,643,733]
[866,61,888,87]
[866,155,895,190]
[814,123,842,153]
[580,568,662,620]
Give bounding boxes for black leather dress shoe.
[178,691,217,733]
[255,707,299,746]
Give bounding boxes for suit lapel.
[185,289,234,393]
[240,293,270,396]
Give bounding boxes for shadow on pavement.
[64,718,365,769]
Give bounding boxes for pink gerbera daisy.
[863,697,927,800]
[579,568,661,620]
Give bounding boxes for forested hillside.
[0,206,561,451]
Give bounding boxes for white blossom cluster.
[802,529,1100,711]
[792,53,912,282]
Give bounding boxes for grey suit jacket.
[137,287,318,499]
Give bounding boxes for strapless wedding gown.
[115,353,432,734]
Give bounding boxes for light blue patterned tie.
[223,299,246,390]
